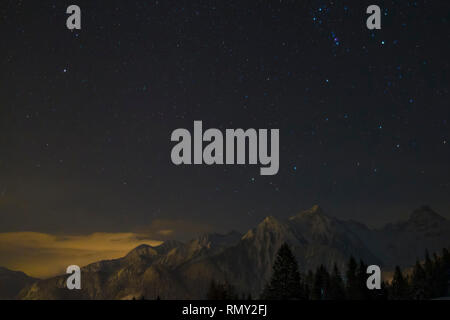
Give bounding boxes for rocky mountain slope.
[0,267,37,299]
[11,205,450,299]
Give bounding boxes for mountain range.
[2,205,450,299]
[0,267,37,299]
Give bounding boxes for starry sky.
[1,0,449,238]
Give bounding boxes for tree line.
[207,243,450,300]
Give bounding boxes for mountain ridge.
[6,205,450,300]
[0,267,38,300]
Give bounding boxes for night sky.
[1,0,449,237]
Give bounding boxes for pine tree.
[423,250,435,298]
[376,281,389,300]
[356,259,371,300]
[302,280,310,300]
[207,280,219,300]
[261,243,305,300]
[328,263,346,300]
[390,266,409,300]
[345,256,360,299]
[311,267,321,300]
[311,265,330,300]
[410,260,426,299]
[207,280,239,300]
[304,270,314,299]
[431,253,443,298]
[442,248,450,296]
[442,248,450,270]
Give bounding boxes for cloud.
[0,232,162,279]
[157,229,174,236]
[135,218,213,241]
[0,218,214,279]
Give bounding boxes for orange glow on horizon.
[0,232,163,278]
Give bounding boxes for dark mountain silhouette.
[8,205,450,300]
[0,267,37,299]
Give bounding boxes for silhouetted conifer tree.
[441,248,450,296]
[311,265,330,300]
[442,248,450,269]
[345,256,360,299]
[410,260,427,299]
[375,281,389,300]
[328,263,346,300]
[356,259,372,299]
[390,266,409,300]
[304,270,314,299]
[261,243,306,300]
[423,250,435,298]
[207,280,239,300]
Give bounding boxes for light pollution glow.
[0,232,163,278]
